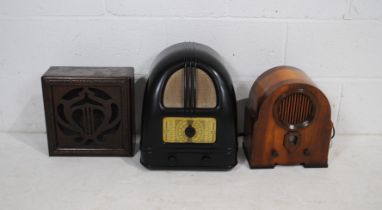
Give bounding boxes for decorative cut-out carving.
[56,88,120,146]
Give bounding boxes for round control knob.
[185,125,196,138]
[168,155,176,162]
[201,155,211,162]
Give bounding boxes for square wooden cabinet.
[42,66,135,156]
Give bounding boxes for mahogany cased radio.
[244,66,333,168]
[140,42,238,169]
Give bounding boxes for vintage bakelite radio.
[244,66,333,168]
[140,42,237,169]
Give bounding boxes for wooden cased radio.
[42,67,135,156]
[140,42,237,169]
[244,66,332,168]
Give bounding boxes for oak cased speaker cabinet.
[140,42,237,170]
[244,66,333,168]
[42,66,135,156]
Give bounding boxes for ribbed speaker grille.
[276,92,314,127]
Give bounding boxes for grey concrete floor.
[0,133,381,210]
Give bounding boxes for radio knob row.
[167,154,211,163]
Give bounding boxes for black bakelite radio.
[140,42,237,169]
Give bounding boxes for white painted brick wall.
[227,0,349,19]
[347,0,382,19]
[286,22,382,77]
[338,79,382,134]
[0,0,105,16]
[0,0,381,135]
[106,0,226,17]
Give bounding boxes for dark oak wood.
[244,66,332,168]
[42,66,135,156]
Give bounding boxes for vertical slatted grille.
[277,92,314,126]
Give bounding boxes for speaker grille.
[276,92,314,128]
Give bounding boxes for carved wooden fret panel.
[55,87,121,147]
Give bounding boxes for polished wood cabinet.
[244,66,333,168]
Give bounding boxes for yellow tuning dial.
[162,117,216,143]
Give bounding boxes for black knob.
[288,134,298,145]
[271,150,278,157]
[168,155,176,162]
[201,155,211,162]
[185,125,196,138]
[303,149,311,156]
